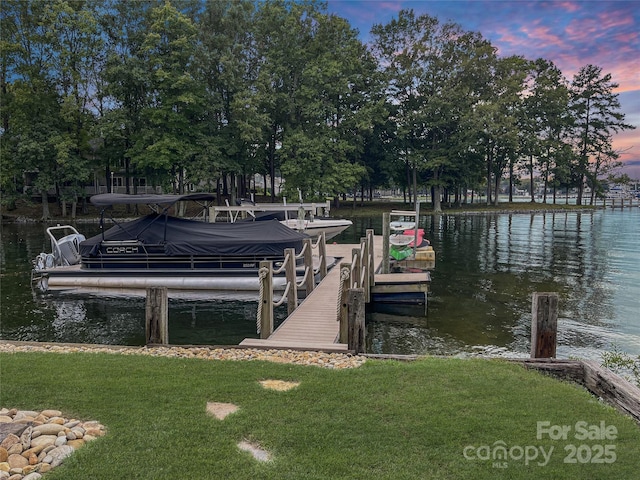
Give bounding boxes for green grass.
[1,353,638,479]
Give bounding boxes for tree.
[371,10,496,211]
[194,0,259,201]
[569,65,635,205]
[99,0,162,197]
[519,58,572,203]
[279,11,379,200]
[469,55,529,206]
[132,1,204,194]
[248,0,376,201]
[43,0,103,216]
[1,0,66,218]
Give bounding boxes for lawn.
[1,352,638,479]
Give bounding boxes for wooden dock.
[240,235,430,351]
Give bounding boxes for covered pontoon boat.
[32,193,313,294]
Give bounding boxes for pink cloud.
[596,10,634,29]
[520,24,567,49]
[555,1,581,13]
[615,31,639,44]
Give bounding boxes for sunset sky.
[326,0,640,179]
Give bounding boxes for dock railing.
[257,232,327,338]
[338,229,375,352]
[603,197,639,209]
[209,200,331,223]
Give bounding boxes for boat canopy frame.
[90,193,219,243]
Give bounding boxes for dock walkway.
[240,237,384,351]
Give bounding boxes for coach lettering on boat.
[105,245,140,254]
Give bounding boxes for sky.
[326,0,640,180]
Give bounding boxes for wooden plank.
[371,283,428,294]
[513,358,640,423]
[582,360,640,423]
[375,273,430,284]
[239,338,348,351]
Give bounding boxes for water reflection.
[364,209,640,359]
[1,208,639,359]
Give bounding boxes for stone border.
[0,341,365,369]
[0,409,105,479]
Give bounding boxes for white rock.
[23,473,43,480]
[47,445,74,468]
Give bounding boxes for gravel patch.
[0,342,366,369]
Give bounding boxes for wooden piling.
[347,288,366,353]
[259,261,274,339]
[366,229,375,288]
[338,263,351,344]
[382,212,390,274]
[352,247,361,287]
[145,287,168,345]
[360,236,370,303]
[318,231,327,279]
[302,238,315,295]
[284,248,298,316]
[531,292,558,358]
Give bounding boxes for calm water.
[1,208,639,360]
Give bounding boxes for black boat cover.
[80,214,308,257]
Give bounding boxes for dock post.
[318,231,327,279]
[284,249,298,316]
[338,263,351,343]
[259,261,274,339]
[347,288,366,353]
[382,213,390,274]
[531,292,559,358]
[302,239,315,295]
[360,237,370,303]
[352,247,361,288]
[366,229,375,288]
[145,287,168,345]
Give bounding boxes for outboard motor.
[33,225,85,272]
[55,233,86,266]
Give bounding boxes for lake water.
[1,207,638,360]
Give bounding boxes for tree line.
[1,0,635,218]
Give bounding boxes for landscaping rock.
[0,409,104,479]
[22,473,42,480]
[0,343,366,369]
[29,436,56,449]
[32,424,65,436]
[48,445,74,467]
[0,427,26,446]
[6,455,27,470]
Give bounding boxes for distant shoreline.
[0,198,620,224]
